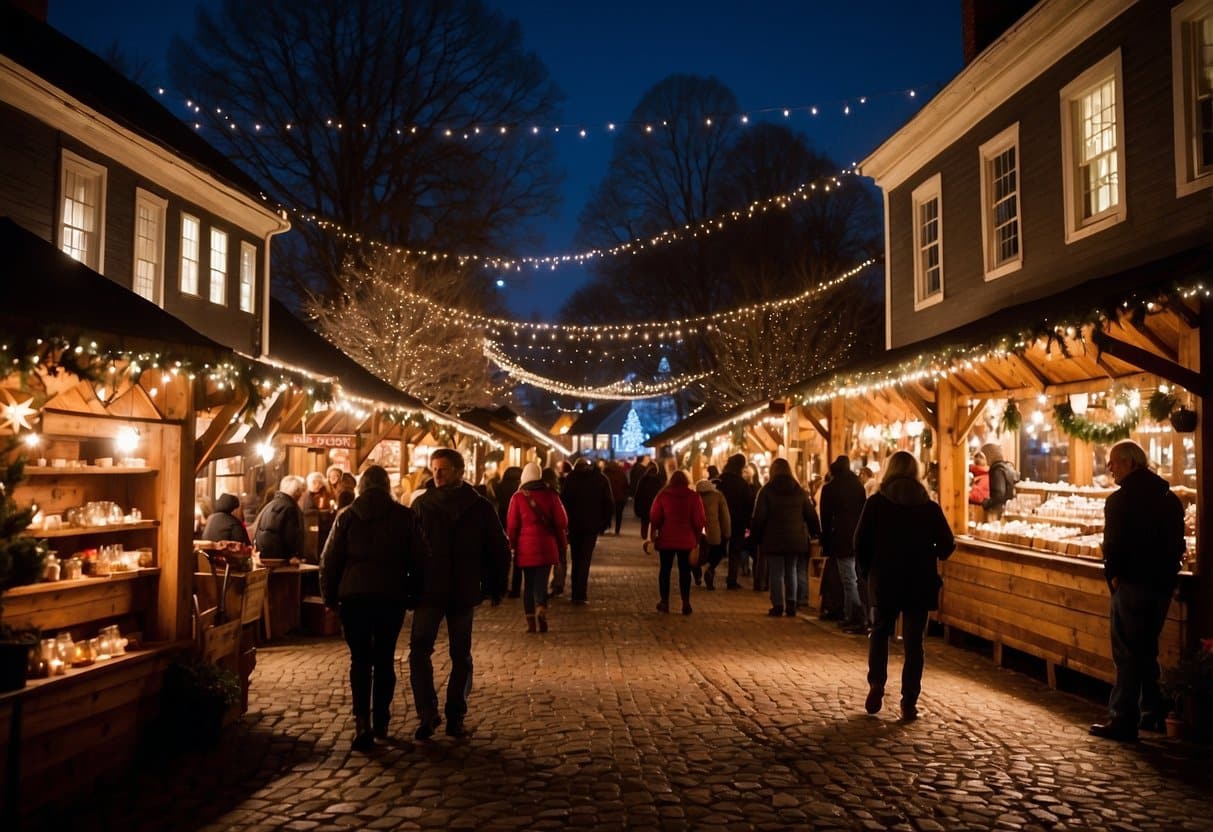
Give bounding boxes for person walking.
[715,454,755,590]
[1089,440,1185,742]
[647,470,707,615]
[750,458,821,617]
[507,462,569,632]
[819,455,869,633]
[854,451,955,722]
[409,449,511,740]
[560,460,614,604]
[633,463,663,540]
[694,479,731,591]
[494,466,524,598]
[320,465,427,750]
[253,475,306,560]
[603,460,630,535]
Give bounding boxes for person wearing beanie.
[648,470,707,615]
[508,461,568,633]
[202,492,250,544]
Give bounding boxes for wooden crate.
[200,619,241,668]
[193,568,268,628]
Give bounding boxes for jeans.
[868,607,929,707]
[569,531,598,601]
[837,556,865,625]
[658,549,692,602]
[522,565,551,614]
[766,552,797,611]
[339,599,407,722]
[1108,581,1172,726]
[409,603,475,722]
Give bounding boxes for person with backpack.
[981,443,1018,520]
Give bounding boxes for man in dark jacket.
[603,461,631,535]
[320,465,428,750]
[409,449,510,740]
[819,456,869,633]
[1090,440,1185,742]
[253,475,306,560]
[202,493,250,544]
[561,460,615,604]
[715,454,756,590]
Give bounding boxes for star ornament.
[0,389,38,434]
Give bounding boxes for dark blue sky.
[48,1,962,319]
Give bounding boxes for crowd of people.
[195,436,1179,749]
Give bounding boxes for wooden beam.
[829,396,848,461]
[1165,296,1200,329]
[936,378,967,535]
[1126,319,1178,363]
[957,403,986,439]
[796,407,829,442]
[900,386,937,431]
[1093,330,1208,395]
[1006,353,1048,393]
[194,392,249,474]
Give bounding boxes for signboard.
[278,433,357,450]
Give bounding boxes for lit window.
[911,173,943,309]
[1060,51,1126,243]
[209,228,227,305]
[58,150,106,271]
[239,241,256,313]
[180,214,200,295]
[979,123,1022,280]
[132,189,167,305]
[1172,0,1213,195]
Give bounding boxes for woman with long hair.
[647,470,707,615]
[750,458,821,617]
[853,451,955,721]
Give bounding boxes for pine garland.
[1053,402,1138,444]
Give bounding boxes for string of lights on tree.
[483,341,709,401]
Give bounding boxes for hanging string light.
[483,341,708,400]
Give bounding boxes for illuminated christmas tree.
[619,407,645,452]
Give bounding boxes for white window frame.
[1060,50,1127,244]
[911,173,944,310]
[1172,0,1213,197]
[180,213,201,296]
[979,123,1023,281]
[238,241,257,313]
[131,188,167,306]
[209,227,228,306]
[57,149,107,272]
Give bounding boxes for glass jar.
[55,633,75,670]
[44,553,60,582]
[64,556,83,581]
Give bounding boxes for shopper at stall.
[409,449,510,740]
[715,454,755,591]
[694,478,731,591]
[508,462,569,631]
[300,471,333,512]
[854,451,955,722]
[320,465,427,751]
[819,456,867,633]
[647,469,706,615]
[750,458,821,617]
[202,493,250,544]
[981,443,1017,520]
[560,460,613,604]
[1089,440,1186,742]
[967,451,990,506]
[253,475,306,560]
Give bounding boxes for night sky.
[47,1,962,318]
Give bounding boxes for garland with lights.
[1052,400,1139,444]
[484,341,708,401]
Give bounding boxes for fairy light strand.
[484,341,708,400]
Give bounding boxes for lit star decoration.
[0,390,37,434]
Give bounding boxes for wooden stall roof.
[459,406,543,450]
[647,406,733,447]
[0,218,230,363]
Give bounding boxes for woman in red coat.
[507,462,569,633]
[648,469,707,615]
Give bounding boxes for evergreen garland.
[1000,400,1022,434]
[1053,402,1138,444]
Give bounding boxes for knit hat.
[215,493,240,514]
[520,462,543,485]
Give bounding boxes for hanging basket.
[1170,407,1198,433]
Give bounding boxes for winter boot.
[536,605,549,633]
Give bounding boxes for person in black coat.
[854,451,954,722]
[1089,440,1185,742]
[715,454,756,590]
[633,464,663,540]
[819,456,868,632]
[253,476,306,559]
[560,460,615,603]
[320,465,428,750]
[201,493,250,544]
[408,449,511,740]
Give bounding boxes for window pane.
[60,165,100,266]
[133,200,161,303]
[239,243,256,313]
[1199,16,1213,172]
[209,229,228,305]
[181,216,199,295]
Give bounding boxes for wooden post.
[1070,437,1093,486]
[828,396,848,461]
[936,378,967,535]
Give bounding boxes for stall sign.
[279,433,357,450]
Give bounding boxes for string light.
[671,405,769,453]
[484,341,708,400]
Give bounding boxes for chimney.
[962,0,1040,65]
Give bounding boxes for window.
[132,189,167,305]
[180,214,200,295]
[1060,51,1126,243]
[911,173,943,309]
[1172,0,1213,195]
[58,150,106,271]
[979,124,1022,280]
[209,228,227,305]
[239,241,256,313]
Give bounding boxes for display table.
[261,563,320,639]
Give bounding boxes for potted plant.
[0,444,50,691]
[1161,638,1213,743]
[160,656,241,749]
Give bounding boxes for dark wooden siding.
[0,109,263,354]
[888,1,1213,349]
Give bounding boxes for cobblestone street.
[39,519,1213,831]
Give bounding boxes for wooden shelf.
[4,568,162,598]
[24,466,158,476]
[34,520,160,538]
[1002,513,1103,532]
[0,641,187,703]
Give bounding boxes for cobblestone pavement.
[38,518,1213,831]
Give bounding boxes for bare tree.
[307,251,498,413]
[169,0,564,299]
